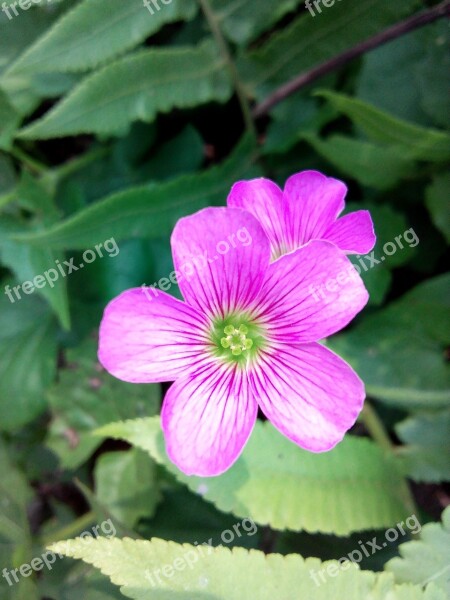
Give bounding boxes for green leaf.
[6,0,198,75]
[95,418,408,536]
[415,21,450,128]
[0,88,20,150]
[303,133,415,190]
[13,136,260,249]
[317,91,450,162]
[0,175,71,329]
[210,0,302,46]
[357,24,449,128]
[50,536,446,599]
[328,275,450,408]
[386,507,450,595]
[0,440,37,600]
[94,449,161,528]
[395,409,450,483]
[0,291,57,431]
[18,41,231,139]
[426,173,450,243]
[239,0,418,99]
[46,338,160,469]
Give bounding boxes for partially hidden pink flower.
[228,170,376,260]
[98,207,369,477]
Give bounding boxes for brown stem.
[253,0,450,118]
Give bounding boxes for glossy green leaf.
[50,536,446,599]
[94,449,161,528]
[239,0,417,99]
[210,0,302,46]
[13,136,260,249]
[329,275,450,408]
[303,133,415,190]
[18,41,231,139]
[0,440,37,600]
[386,507,450,596]
[0,88,20,150]
[425,173,450,243]
[96,418,408,536]
[46,338,160,469]
[317,91,450,162]
[0,291,57,431]
[395,409,450,483]
[357,23,449,128]
[6,0,197,75]
[0,175,71,329]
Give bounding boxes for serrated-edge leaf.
[386,507,450,595]
[12,135,260,249]
[6,0,198,75]
[317,90,450,162]
[49,537,446,600]
[94,417,408,536]
[18,41,231,139]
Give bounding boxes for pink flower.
[98,207,369,477]
[228,170,376,260]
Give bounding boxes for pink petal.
[227,178,288,258]
[249,343,365,451]
[254,241,368,343]
[171,207,270,318]
[161,362,257,476]
[323,210,376,254]
[98,288,208,383]
[284,170,347,248]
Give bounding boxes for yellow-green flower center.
[220,324,254,356]
[210,315,265,365]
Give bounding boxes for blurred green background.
[0,0,449,598]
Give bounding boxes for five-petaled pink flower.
[99,204,370,477]
[228,170,376,260]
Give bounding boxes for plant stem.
[253,0,450,117]
[198,0,258,141]
[10,146,47,175]
[361,401,419,516]
[39,510,95,547]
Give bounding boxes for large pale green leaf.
[18,41,231,139]
[94,449,161,528]
[50,536,445,600]
[386,507,450,596]
[329,275,450,408]
[95,418,408,536]
[210,0,302,46]
[7,0,197,75]
[46,338,160,469]
[239,0,417,98]
[303,133,415,190]
[426,173,450,243]
[0,291,57,431]
[13,136,260,249]
[395,409,450,483]
[317,91,450,162]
